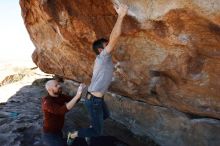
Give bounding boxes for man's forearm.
[66,94,81,110]
[106,4,128,53]
[106,16,125,53]
[110,16,124,44]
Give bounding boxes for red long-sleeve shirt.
[42,94,72,133]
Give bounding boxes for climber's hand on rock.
[115,3,128,18]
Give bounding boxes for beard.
[54,88,62,96]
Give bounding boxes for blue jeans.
[42,132,66,146]
[78,95,110,138]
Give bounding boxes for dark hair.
[92,38,108,55]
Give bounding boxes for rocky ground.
[0,62,157,146]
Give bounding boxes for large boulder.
[20,0,220,119]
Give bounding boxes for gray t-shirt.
[88,48,114,94]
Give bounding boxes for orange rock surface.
[20,0,220,119]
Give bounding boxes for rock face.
[20,0,220,145]
[104,92,220,146]
[20,0,220,119]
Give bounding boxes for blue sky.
[0,0,34,61]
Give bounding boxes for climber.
[67,3,128,144]
[41,79,86,146]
